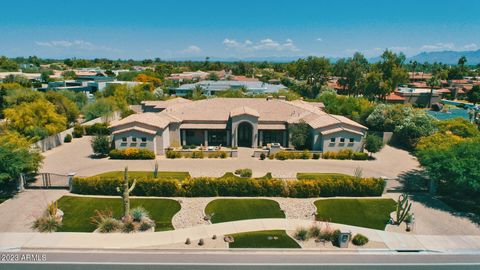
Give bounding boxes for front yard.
[315,198,396,230]
[56,196,181,232]
[227,230,300,248]
[205,199,285,223]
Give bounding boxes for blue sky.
[1,0,479,59]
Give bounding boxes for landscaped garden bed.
[205,199,285,223]
[314,198,396,230]
[227,230,300,248]
[56,196,181,232]
[94,171,190,181]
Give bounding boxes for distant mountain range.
[165,50,480,65]
[406,50,480,65]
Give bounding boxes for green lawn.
[94,171,190,180]
[297,173,352,180]
[314,198,396,230]
[228,230,300,248]
[56,196,181,232]
[205,199,285,223]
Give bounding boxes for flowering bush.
[109,148,155,159]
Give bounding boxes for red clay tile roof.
[386,92,405,101]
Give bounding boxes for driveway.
[385,192,480,235]
[0,189,68,232]
[40,136,420,179]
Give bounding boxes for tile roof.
[229,106,260,118]
[109,112,173,130]
[112,127,157,135]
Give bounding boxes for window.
[141,137,147,142]
[330,137,335,143]
[130,143,137,147]
[122,137,127,142]
[140,143,147,147]
[349,138,355,143]
[132,137,137,142]
[340,138,345,143]
[120,142,127,147]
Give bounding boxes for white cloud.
[181,45,202,54]
[420,42,455,51]
[223,38,300,52]
[463,43,478,50]
[35,40,118,52]
[316,38,323,42]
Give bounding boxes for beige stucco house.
[109,97,368,155]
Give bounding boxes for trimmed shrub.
[260,153,266,160]
[352,152,369,160]
[84,122,110,135]
[64,134,72,143]
[71,174,385,198]
[109,148,155,160]
[91,135,111,157]
[312,153,320,159]
[308,225,321,239]
[191,151,204,159]
[122,219,135,233]
[234,168,252,178]
[352,233,369,246]
[182,144,197,149]
[166,150,182,159]
[322,150,367,160]
[72,124,84,138]
[207,151,228,158]
[139,219,154,231]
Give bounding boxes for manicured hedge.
[322,149,368,160]
[166,150,228,159]
[109,148,155,160]
[71,174,385,198]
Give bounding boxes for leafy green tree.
[0,56,19,71]
[45,91,80,124]
[0,86,6,118]
[288,121,311,150]
[338,52,368,97]
[366,104,411,132]
[467,85,480,105]
[2,75,32,87]
[318,91,374,124]
[91,135,111,157]
[82,98,116,121]
[393,110,437,149]
[61,70,77,80]
[418,139,480,195]
[207,72,219,81]
[364,134,384,156]
[291,57,331,98]
[0,132,43,187]
[4,99,67,140]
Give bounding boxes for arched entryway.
[237,122,253,147]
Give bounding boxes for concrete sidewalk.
[1,219,479,253]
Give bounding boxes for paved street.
[1,251,480,270]
[40,136,419,179]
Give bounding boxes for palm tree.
[427,76,440,108]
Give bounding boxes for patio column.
[283,131,288,147]
[204,130,208,147]
[226,130,231,146]
[259,131,263,147]
[181,130,186,146]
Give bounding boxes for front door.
[237,122,253,147]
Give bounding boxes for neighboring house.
[41,78,142,93]
[109,97,367,155]
[396,87,442,107]
[171,80,286,96]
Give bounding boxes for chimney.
[266,95,274,101]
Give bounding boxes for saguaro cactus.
[153,161,159,178]
[119,167,137,218]
[395,193,412,225]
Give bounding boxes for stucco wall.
[113,130,156,154]
[321,130,364,152]
[168,122,181,147]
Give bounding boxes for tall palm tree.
[427,76,440,108]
